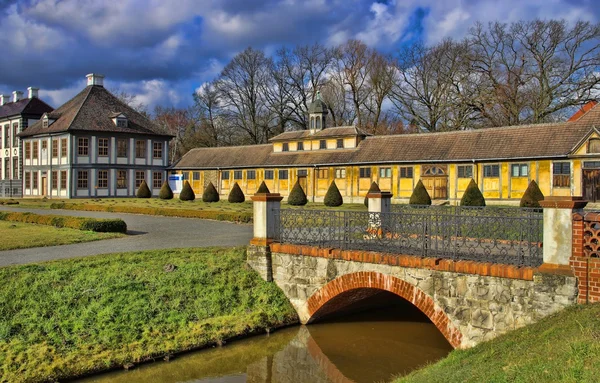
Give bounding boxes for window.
[153,142,163,159]
[483,164,500,178]
[317,169,329,179]
[3,158,8,179]
[153,172,163,188]
[97,170,108,188]
[589,139,600,153]
[553,162,571,188]
[98,138,109,156]
[25,172,30,189]
[60,171,67,189]
[400,167,413,178]
[182,172,189,181]
[319,140,326,149]
[61,138,67,157]
[279,170,288,179]
[42,141,47,150]
[32,172,38,189]
[32,141,38,159]
[12,123,18,147]
[77,170,88,189]
[297,169,308,177]
[25,142,31,159]
[265,170,274,180]
[222,170,230,180]
[51,171,58,190]
[335,168,346,178]
[52,139,58,158]
[117,139,128,157]
[4,124,9,148]
[511,163,528,177]
[282,143,289,152]
[297,142,304,151]
[116,118,127,128]
[12,157,17,178]
[193,171,201,180]
[457,165,473,179]
[584,161,600,169]
[379,167,391,178]
[43,118,48,129]
[247,170,256,180]
[359,167,371,178]
[135,140,146,158]
[117,170,127,189]
[135,171,145,188]
[234,170,242,180]
[336,139,344,149]
[78,138,89,156]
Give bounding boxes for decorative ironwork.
[273,205,543,267]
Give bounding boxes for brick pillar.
[248,187,283,281]
[571,211,600,304]
[366,184,393,235]
[538,197,587,275]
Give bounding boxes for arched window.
[316,117,321,130]
[311,117,315,130]
[423,166,446,176]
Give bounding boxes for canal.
[78,292,452,383]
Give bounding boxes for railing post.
[247,184,283,282]
[367,184,393,236]
[538,196,587,273]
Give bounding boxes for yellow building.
[173,97,600,204]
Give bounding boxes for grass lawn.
[0,221,123,251]
[398,303,600,383]
[0,247,297,383]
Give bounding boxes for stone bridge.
[248,190,599,349]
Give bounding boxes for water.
[77,305,451,383]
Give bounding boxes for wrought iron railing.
[273,206,543,267]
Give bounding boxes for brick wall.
[571,212,600,303]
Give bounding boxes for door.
[41,176,48,196]
[583,170,600,202]
[421,177,448,199]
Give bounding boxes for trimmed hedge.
[409,180,432,205]
[180,181,196,201]
[228,182,245,203]
[324,181,343,207]
[364,182,381,207]
[461,179,486,206]
[257,181,270,194]
[520,180,544,208]
[0,211,127,233]
[288,181,308,206]
[50,202,253,223]
[136,180,152,198]
[202,182,220,203]
[159,181,174,200]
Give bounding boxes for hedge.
[520,180,544,208]
[409,180,432,205]
[50,202,253,223]
[460,179,486,206]
[136,180,152,198]
[0,211,127,233]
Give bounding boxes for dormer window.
[112,113,128,128]
[282,143,289,152]
[42,116,48,129]
[297,142,304,151]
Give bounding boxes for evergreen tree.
[202,182,219,202]
[159,181,174,200]
[136,180,152,198]
[364,182,381,207]
[288,180,308,206]
[179,180,196,201]
[324,181,343,207]
[256,181,270,194]
[409,180,432,205]
[520,180,544,208]
[460,179,486,206]
[228,182,245,203]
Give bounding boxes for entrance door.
[583,170,600,202]
[41,176,48,196]
[421,177,448,199]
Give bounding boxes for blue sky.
[1,0,598,111]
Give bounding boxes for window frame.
[483,164,500,178]
[317,169,329,179]
[359,167,371,178]
[32,141,38,159]
[97,137,109,157]
[335,168,346,179]
[32,171,38,189]
[97,170,108,189]
[457,165,473,179]
[379,167,391,178]
[60,171,67,190]
[399,166,413,179]
[51,171,58,190]
[553,162,571,188]
[153,142,163,159]
[247,170,256,180]
[117,170,127,189]
[278,169,288,179]
[319,140,327,149]
[264,170,274,180]
[117,138,128,158]
[135,171,145,188]
[222,170,230,180]
[589,138,600,153]
[233,170,243,180]
[153,172,163,188]
[135,140,146,159]
[25,142,31,159]
[336,139,344,149]
[77,137,89,156]
[25,171,31,189]
[77,170,88,189]
[511,163,529,178]
[282,143,289,152]
[61,138,67,158]
[52,139,59,158]
[296,141,304,151]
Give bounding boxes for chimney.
[0,95,8,106]
[27,87,39,99]
[12,91,23,103]
[86,73,105,87]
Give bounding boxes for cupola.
[308,91,328,134]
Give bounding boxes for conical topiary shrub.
[324,181,343,207]
[288,180,308,206]
[202,182,219,203]
[409,180,431,205]
[520,180,544,208]
[136,180,152,198]
[364,182,381,207]
[256,181,270,194]
[460,179,486,206]
[179,180,196,201]
[159,181,174,200]
[228,182,245,203]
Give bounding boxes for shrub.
[324,181,343,207]
[228,182,245,203]
[460,179,486,206]
[364,182,381,207]
[0,211,127,233]
[202,182,219,203]
[179,181,196,201]
[409,180,432,205]
[256,181,270,194]
[288,180,308,206]
[520,180,545,208]
[159,181,174,200]
[136,180,152,198]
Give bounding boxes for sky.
[0,0,598,112]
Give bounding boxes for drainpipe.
[312,165,317,203]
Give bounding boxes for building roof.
[174,102,600,170]
[0,97,53,120]
[19,85,172,138]
[269,126,369,142]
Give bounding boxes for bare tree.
[111,88,149,117]
[363,51,395,133]
[153,106,193,162]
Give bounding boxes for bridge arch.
[305,271,463,348]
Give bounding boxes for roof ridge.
[190,143,272,151]
[66,86,93,131]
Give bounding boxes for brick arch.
[305,271,463,348]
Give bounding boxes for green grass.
[0,247,298,383]
[0,221,123,251]
[397,303,600,383]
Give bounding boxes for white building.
[19,74,172,198]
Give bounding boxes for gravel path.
[0,206,253,267]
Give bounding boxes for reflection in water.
[78,301,451,383]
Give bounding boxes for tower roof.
[308,91,328,114]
